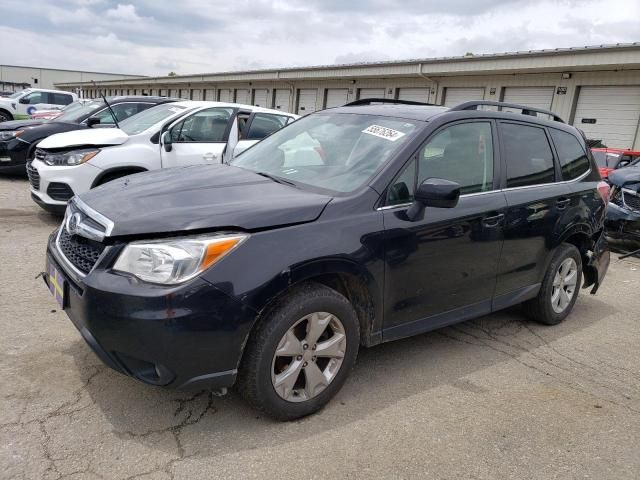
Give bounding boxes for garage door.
[218,89,233,102]
[573,86,640,149]
[503,87,554,110]
[358,88,385,100]
[235,89,250,105]
[253,89,269,108]
[179,89,189,99]
[398,87,430,103]
[297,89,317,115]
[190,89,202,101]
[325,88,349,108]
[443,87,485,107]
[274,89,290,111]
[204,89,216,101]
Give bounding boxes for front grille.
[623,190,640,212]
[26,161,40,190]
[47,182,74,202]
[57,228,106,274]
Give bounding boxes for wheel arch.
[91,166,147,187]
[557,225,601,289]
[247,258,383,349]
[0,108,13,121]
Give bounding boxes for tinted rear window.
[550,129,590,181]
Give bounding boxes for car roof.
[327,101,580,133]
[101,95,177,103]
[22,88,77,95]
[592,147,640,155]
[169,100,299,117]
[327,104,448,121]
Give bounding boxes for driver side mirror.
[406,178,461,221]
[161,131,173,152]
[19,97,30,104]
[86,117,100,128]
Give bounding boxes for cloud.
[0,0,638,76]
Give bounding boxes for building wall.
[0,65,143,91]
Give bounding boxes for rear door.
[496,121,570,299]
[160,107,235,167]
[382,120,506,340]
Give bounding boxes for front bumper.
[29,159,101,211]
[44,232,258,390]
[606,202,640,241]
[0,138,29,174]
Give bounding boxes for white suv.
[28,101,297,213]
[0,89,78,122]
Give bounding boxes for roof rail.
[344,98,437,107]
[450,100,565,123]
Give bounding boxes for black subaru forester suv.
[44,99,610,420]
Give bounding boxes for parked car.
[42,99,610,420]
[30,107,64,120]
[606,166,640,243]
[0,88,78,122]
[592,147,640,178]
[0,96,177,175]
[29,101,297,213]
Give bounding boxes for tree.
[168,71,177,77]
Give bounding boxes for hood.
[0,119,46,131]
[608,167,640,191]
[79,164,332,236]
[38,127,128,150]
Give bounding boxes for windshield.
[119,103,187,135]
[55,100,104,122]
[230,113,419,193]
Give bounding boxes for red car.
[592,147,640,178]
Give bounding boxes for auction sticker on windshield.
[362,125,406,141]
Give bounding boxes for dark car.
[0,96,177,174]
[606,166,640,243]
[43,99,610,420]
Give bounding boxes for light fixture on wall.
[561,72,572,79]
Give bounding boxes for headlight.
[44,149,100,166]
[0,130,23,141]
[113,233,248,285]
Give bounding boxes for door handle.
[203,152,218,162]
[556,198,571,210]
[482,213,505,228]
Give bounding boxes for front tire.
[527,244,582,325]
[237,283,360,421]
[0,110,12,122]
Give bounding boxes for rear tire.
[526,243,582,325]
[237,283,360,421]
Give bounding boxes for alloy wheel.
[551,257,578,314]
[271,312,346,402]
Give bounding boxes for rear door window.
[52,93,73,105]
[501,122,555,188]
[549,129,591,181]
[246,113,289,140]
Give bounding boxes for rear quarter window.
[550,129,590,181]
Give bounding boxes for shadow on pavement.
[67,295,615,458]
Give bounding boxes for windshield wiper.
[254,171,297,187]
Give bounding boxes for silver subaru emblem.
[66,212,82,236]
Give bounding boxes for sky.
[1,0,638,77]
